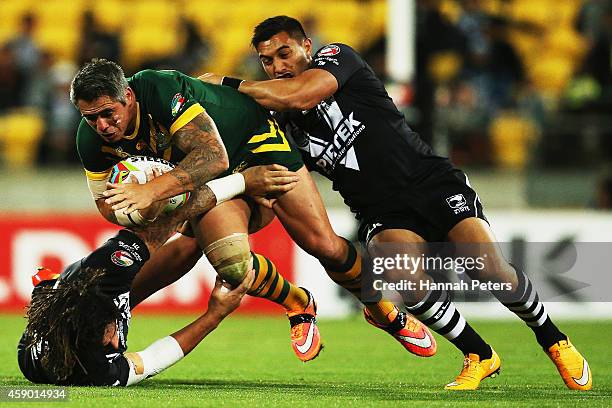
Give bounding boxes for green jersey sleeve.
[128,70,205,136]
[76,119,117,181]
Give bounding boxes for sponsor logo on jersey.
[170,93,186,117]
[309,98,365,173]
[111,250,134,267]
[317,45,340,57]
[446,194,470,214]
[316,57,339,66]
[117,240,143,262]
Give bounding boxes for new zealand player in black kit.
[200,16,592,390]
[17,165,294,386]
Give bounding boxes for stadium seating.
[490,111,537,169]
[0,0,388,74]
[0,0,593,171]
[0,109,45,168]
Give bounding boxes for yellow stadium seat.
[121,26,181,69]
[545,28,587,60]
[0,26,16,45]
[509,0,554,27]
[34,0,85,28]
[529,55,575,96]
[0,0,35,24]
[489,111,537,169]
[508,29,542,61]
[0,109,45,168]
[428,51,463,85]
[124,0,179,30]
[183,0,234,32]
[34,27,81,61]
[207,27,252,74]
[272,2,312,19]
[479,0,504,17]
[362,0,387,48]
[555,0,582,26]
[440,0,462,24]
[89,0,127,32]
[313,1,361,34]
[0,0,37,45]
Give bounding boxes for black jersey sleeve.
[17,331,131,386]
[311,43,365,88]
[60,230,150,296]
[74,349,130,386]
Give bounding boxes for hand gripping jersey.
[17,230,150,386]
[278,43,453,219]
[77,70,302,196]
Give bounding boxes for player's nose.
[273,59,289,77]
[96,116,111,132]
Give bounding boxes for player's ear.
[303,37,312,55]
[125,87,134,104]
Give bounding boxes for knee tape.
[204,233,251,286]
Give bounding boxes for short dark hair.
[70,58,129,106]
[251,16,307,48]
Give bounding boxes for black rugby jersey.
[278,43,452,218]
[18,230,149,386]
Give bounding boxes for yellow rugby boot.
[547,339,592,390]
[445,349,501,390]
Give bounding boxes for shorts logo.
[446,194,470,214]
[171,93,186,117]
[366,222,383,242]
[317,45,340,57]
[111,250,134,267]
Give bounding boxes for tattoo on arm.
[132,185,217,252]
[170,112,229,191]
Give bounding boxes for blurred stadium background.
[1,0,612,321]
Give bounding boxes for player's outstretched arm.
[104,110,229,214]
[199,70,337,111]
[123,270,254,386]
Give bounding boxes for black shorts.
[358,169,488,243]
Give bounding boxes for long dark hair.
[25,267,120,381]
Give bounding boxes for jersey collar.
[123,102,141,140]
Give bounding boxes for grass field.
[0,314,610,407]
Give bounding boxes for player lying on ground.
[199,15,592,390]
[17,166,291,386]
[71,59,436,362]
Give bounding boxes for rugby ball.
[108,156,191,214]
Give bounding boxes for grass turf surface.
[0,314,610,407]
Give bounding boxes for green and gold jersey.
[76,69,302,187]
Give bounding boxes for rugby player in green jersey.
[71,59,432,362]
